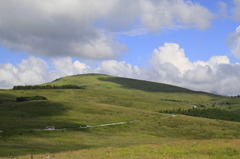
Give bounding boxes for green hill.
[47,73,194,92]
[0,74,240,158]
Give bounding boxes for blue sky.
[1,0,240,95]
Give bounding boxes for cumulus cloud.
[227,25,240,59]
[96,60,141,78]
[149,43,240,95]
[0,57,94,88]
[150,43,194,75]
[0,57,54,88]
[0,0,212,58]
[53,57,92,76]
[182,63,240,95]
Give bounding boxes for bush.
[16,96,48,102]
[16,97,29,102]
[159,108,240,122]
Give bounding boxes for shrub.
[159,108,240,122]
[16,96,48,102]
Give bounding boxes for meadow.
[1,139,240,159]
[0,74,240,158]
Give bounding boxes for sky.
[1,0,240,95]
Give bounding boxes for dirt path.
[79,120,136,128]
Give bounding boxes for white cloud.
[232,0,240,20]
[70,32,127,59]
[217,1,228,19]
[150,43,194,75]
[139,0,213,31]
[0,64,19,88]
[0,0,212,58]
[183,63,240,95]
[148,43,240,95]
[0,57,93,88]
[53,57,92,76]
[96,60,141,78]
[227,25,240,59]
[0,57,53,88]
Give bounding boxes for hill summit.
[46,73,194,93]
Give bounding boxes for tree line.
[159,108,240,122]
[13,85,85,90]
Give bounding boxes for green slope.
[43,74,222,111]
[47,73,194,92]
[0,74,240,157]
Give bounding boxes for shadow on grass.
[0,138,93,157]
[0,92,17,104]
[98,77,193,93]
[0,92,84,132]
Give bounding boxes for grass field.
[1,74,240,158]
[2,139,239,159]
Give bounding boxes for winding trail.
[29,120,137,132]
[79,120,136,128]
[0,120,137,133]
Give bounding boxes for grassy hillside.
[0,74,240,158]
[2,140,239,159]
[47,73,196,92]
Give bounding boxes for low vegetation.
[159,108,240,122]
[16,96,48,102]
[3,140,239,159]
[13,85,85,90]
